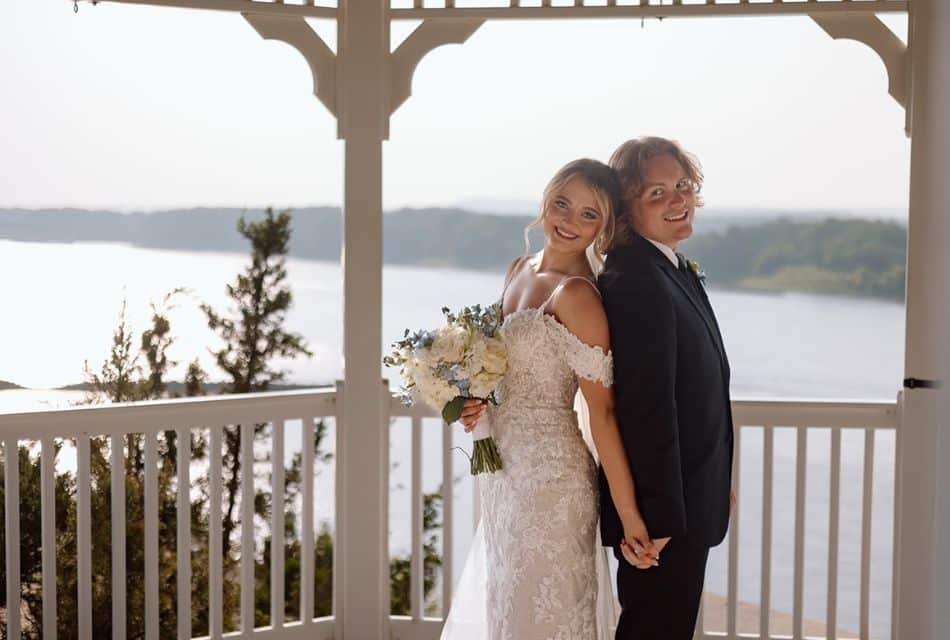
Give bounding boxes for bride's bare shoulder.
[551,277,609,347]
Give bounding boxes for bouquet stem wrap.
[469,411,502,475]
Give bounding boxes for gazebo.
[3,0,947,639]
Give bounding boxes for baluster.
[240,423,255,633]
[793,428,807,640]
[726,426,741,637]
[111,435,125,640]
[5,438,21,640]
[209,426,224,639]
[441,420,453,617]
[42,437,57,640]
[411,416,423,619]
[144,432,159,640]
[177,427,192,639]
[301,417,316,625]
[860,429,875,639]
[760,426,774,639]
[77,435,92,640]
[271,420,286,628]
[827,428,842,639]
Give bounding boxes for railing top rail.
[391,395,900,428]
[0,387,337,438]
[0,390,898,440]
[731,396,898,429]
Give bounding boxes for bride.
[441,159,657,640]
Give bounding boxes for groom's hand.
[619,539,656,570]
[652,537,672,556]
[458,399,486,432]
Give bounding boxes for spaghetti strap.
[538,275,600,314]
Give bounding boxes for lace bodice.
[496,307,613,410]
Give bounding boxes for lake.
[0,239,904,636]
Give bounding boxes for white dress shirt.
[644,237,679,268]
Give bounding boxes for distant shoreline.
[0,208,908,301]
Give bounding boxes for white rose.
[480,337,508,375]
[431,379,459,410]
[470,369,502,399]
[431,325,469,363]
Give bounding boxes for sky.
[1,2,911,217]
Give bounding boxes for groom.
[598,136,734,639]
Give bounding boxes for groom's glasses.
[640,179,700,203]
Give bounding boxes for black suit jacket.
[598,234,734,548]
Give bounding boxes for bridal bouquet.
[383,303,508,475]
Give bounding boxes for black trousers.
[614,537,710,640]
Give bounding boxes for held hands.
[620,535,671,571]
[619,513,660,570]
[458,398,486,432]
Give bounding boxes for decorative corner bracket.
[811,14,908,113]
[389,19,485,117]
[242,12,338,118]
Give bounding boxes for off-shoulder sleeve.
[545,316,614,386]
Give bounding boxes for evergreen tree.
[198,208,313,615]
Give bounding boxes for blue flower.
[687,259,708,288]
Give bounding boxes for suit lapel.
[656,260,727,366]
[688,270,728,362]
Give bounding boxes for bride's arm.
[555,281,657,563]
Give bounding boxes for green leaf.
[441,396,465,424]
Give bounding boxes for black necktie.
[676,252,689,274]
[677,252,702,296]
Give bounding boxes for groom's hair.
[608,136,704,250]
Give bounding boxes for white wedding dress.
[441,277,619,640]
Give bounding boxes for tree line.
[686,217,906,300]
[0,208,907,299]
[0,209,443,638]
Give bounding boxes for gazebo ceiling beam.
[77,0,907,21]
[78,0,338,19]
[391,3,908,21]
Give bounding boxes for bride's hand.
[458,399,486,432]
[622,514,659,568]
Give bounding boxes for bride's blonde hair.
[523,158,622,274]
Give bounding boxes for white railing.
[705,399,899,640]
[0,391,898,640]
[389,397,901,640]
[0,388,340,640]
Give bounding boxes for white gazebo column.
[338,0,389,637]
[895,2,950,639]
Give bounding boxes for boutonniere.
[687,259,707,287]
